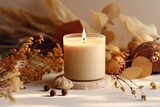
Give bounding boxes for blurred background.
[0,0,160,29]
[0,0,159,55]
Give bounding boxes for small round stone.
[61,89,68,96]
[44,85,50,91]
[50,90,56,96]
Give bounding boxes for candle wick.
[83,38,86,43]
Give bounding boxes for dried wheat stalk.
[0,7,56,35]
[0,24,52,42]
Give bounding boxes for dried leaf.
[132,56,152,78]
[54,20,83,46]
[92,11,109,31]
[44,0,77,25]
[119,14,158,37]
[101,0,120,21]
[44,0,95,32]
[122,66,142,79]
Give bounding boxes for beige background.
[0,0,160,33]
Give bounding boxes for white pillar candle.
[63,30,105,81]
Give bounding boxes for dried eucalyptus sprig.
[106,51,147,101]
[0,7,55,39]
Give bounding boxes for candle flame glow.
[82,29,86,43]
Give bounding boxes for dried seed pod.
[139,85,145,89]
[141,94,147,101]
[114,81,119,88]
[131,90,136,95]
[106,54,126,75]
[150,82,157,89]
[150,82,155,87]
[152,85,157,89]
[120,87,125,92]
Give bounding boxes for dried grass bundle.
[0,36,64,102]
[0,7,55,38]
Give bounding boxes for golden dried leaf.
[122,66,142,79]
[101,0,120,21]
[92,11,109,30]
[132,56,152,78]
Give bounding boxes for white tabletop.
[1,73,160,107]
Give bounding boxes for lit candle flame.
[82,29,86,43]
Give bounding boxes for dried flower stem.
[122,75,144,94]
[114,75,146,100]
[0,35,64,102]
[115,76,132,90]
